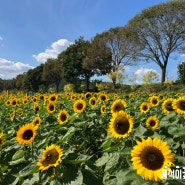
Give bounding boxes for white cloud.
[133,67,160,84]
[32,39,72,63]
[0,58,34,79]
[0,36,3,41]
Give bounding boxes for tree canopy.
[128,0,185,83]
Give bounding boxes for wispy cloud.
[32,39,72,63]
[0,36,3,41]
[0,58,33,79]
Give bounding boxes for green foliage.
[42,59,62,92]
[128,0,185,83]
[58,37,94,92]
[1,89,185,184]
[142,70,160,85]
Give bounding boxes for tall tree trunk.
[86,78,90,92]
[161,66,166,84]
[112,79,116,90]
[56,81,60,92]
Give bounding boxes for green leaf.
[63,153,91,164]
[168,126,185,137]
[58,167,83,185]
[82,169,103,185]
[133,124,147,139]
[19,163,39,178]
[176,155,185,166]
[101,136,112,149]
[22,172,39,185]
[104,152,119,172]
[95,153,110,167]
[9,157,26,165]
[116,169,146,185]
[1,175,19,185]
[62,127,76,142]
[12,149,25,161]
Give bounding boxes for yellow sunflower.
[0,132,6,146]
[37,144,63,171]
[5,100,11,106]
[98,93,108,102]
[100,105,106,114]
[57,109,69,125]
[16,123,37,145]
[33,116,42,127]
[140,102,150,114]
[107,111,134,139]
[70,94,76,101]
[47,102,56,114]
[146,116,159,131]
[111,99,127,114]
[162,98,174,114]
[172,97,185,114]
[149,96,160,107]
[131,137,175,182]
[48,94,58,102]
[10,110,16,122]
[22,98,28,105]
[33,103,40,112]
[73,99,86,113]
[85,92,92,99]
[89,97,97,107]
[11,98,17,107]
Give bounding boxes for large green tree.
[82,35,112,76]
[91,27,139,89]
[23,64,45,92]
[42,59,62,92]
[128,0,185,83]
[15,74,26,90]
[58,37,94,92]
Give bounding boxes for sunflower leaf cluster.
[0,92,185,184]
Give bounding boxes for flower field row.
[0,91,185,185]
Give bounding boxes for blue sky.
[0,0,183,82]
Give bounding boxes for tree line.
[1,0,185,93]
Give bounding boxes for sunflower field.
[1,91,185,185]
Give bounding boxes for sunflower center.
[91,100,96,105]
[51,97,56,101]
[178,100,185,111]
[42,149,59,166]
[35,120,40,124]
[152,99,158,105]
[102,107,105,112]
[60,113,67,122]
[140,146,164,170]
[49,105,54,111]
[23,130,33,140]
[12,101,16,105]
[77,103,83,110]
[114,117,129,135]
[35,106,39,111]
[143,105,148,111]
[149,120,156,127]
[101,95,106,101]
[166,102,174,111]
[114,104,124,112]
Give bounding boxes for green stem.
[39,170,42,184]
[31,142,34,160]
